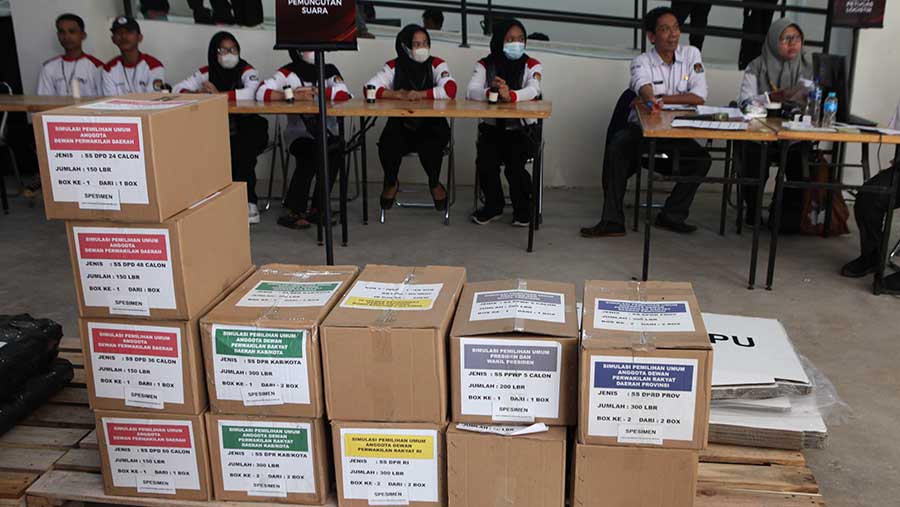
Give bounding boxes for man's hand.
[295,87,317,101]
[769,89,786,103]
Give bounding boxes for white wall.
[12,0,752,189]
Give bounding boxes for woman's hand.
[201,81,219,94]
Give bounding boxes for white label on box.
[42,115,149,205]
[102,417,200,492]
[368,487,409,506]
[124,387,164,410]
[78,185,121,210]
[470,289,566,323]
[79,99,197,110]
[237,280,341,308]
[588,355,698,444]
[593,299,695,332]
[455,423,549,437]
[211,324,310,406]
[218,420,316,496]
[616,423,664,445]
[73,227,176,312]
[87,322,184,407]
[340,281,443,311]
[339,428,438,503]
[459,338,562,421]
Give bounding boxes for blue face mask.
[503,42,525,60]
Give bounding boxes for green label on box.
[214,327,304,358]
[222,424,309,452]
[255,281,338,293]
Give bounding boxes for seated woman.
[738,18,813,228]
[467,19,543,226]
[365,24,457,212]
[174,31,268,224]
[256,50,351,230]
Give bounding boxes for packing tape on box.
[512,279,528,333]
[372,269,419,327]
[250,267,351,326]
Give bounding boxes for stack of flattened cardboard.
[575,281,713,507]
[200,264,359,504]
[447,280,578,507]
[34,94,255,501]
[322,265,466,507]
[704,313,826,450]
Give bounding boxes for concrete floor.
[1,184,898,506]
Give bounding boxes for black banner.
[832,0,887,28]
[275,0,358,50]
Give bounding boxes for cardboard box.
[332,420,447,507]
[79,267,254,414]
[95,409,212,500]
[446,423,566,507]
[322,265,466,423]
[67,182,252,320]
[578,281,713,450]
[206,414,331,504]
[449,280,579,426]
[34,93,231,222]
[200,264,359,417]
[571,444,698,507]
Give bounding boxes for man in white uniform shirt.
[102,17,166,95]
[37,14,104,96]
[581,6,711,237]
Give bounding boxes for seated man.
[581,6,711,237]
[102,17,165,95]
[37,13,104,96]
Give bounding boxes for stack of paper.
[671,119,749,130]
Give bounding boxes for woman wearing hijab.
[173,31,268,224]
[256,50,351,230]
[365,24,457,213]
[737,18,813,226]
[467,19,543,226]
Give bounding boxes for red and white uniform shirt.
[102,53,166,96]
[365,57,458,100]
[37,53,104,96]
[173,64,260,100]
[256,66,352,141]
[466,56,543,126]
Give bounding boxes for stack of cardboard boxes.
[445,280,578,507]
[33,94,253,500]
[321,265,466,506]
[574,281,713,507]
[199,264,358,504]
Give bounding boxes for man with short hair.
[102,16,166,96]
[422,8,444,31]
[37,13,104,96]
[581,6,711,238]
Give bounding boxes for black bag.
[0,314,63,399]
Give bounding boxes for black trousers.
[740,141,807,212]
[476,123,534,218]
[230,115,269,204]
[378,117,450,189]
[285,137,344,215]
[855,165,900,261]
[738,0,778,70]
[671,1,712,50]
[601,123,711,225]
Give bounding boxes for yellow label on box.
[343,297,432,309]
[343,433,435,459]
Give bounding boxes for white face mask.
[218,53,239,69]
[301,51,315,64]
[408,46,430,63]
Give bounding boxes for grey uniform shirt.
[629,45,708,122]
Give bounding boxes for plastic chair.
[472,138,546,225]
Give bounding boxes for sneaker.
[840,255,878,278]
[511,216,530,227]
[248,203,260,225]
[471,208,503,225]
[654,214,697,234]
[878,272,900,295]
[580,221,626,238]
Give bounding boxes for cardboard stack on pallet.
[446,280,578,507]
[32,94,254,501]
[321,265,466,507]
[574,281,713,507]
[199,264,358,504]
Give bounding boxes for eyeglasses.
[779,35,802,45]
[217,47,239,55]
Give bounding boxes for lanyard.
[60,59,76,94]
[124,65,138,93]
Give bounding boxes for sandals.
[430,184,448,211]
[277,212,312,230]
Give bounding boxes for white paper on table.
[671,119,749,130]
[696,105,745,119]
[662,104,696,111]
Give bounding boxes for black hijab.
[207,31,249,92]
[483,19,528,90]
[393,24,434,91]
[284,49,340,85]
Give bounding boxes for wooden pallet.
[1,340,827,507]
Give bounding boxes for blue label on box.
[596,300,687,314]
[593,360,694,392]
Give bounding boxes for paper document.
[671,119,749,130]
[696,105,745,118]
[662,104,696,111]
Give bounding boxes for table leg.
[748,141,766,290]
[642,139,657,281]
[874,146,900,294]
[765,142,790,290]
[823,142,839,238]
[338,119,348,246]
[360,116,369,225]
[719,140,732,236]
[527,120,544,252]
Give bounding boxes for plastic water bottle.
[822,92,838,128]
[807,82,823,126]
